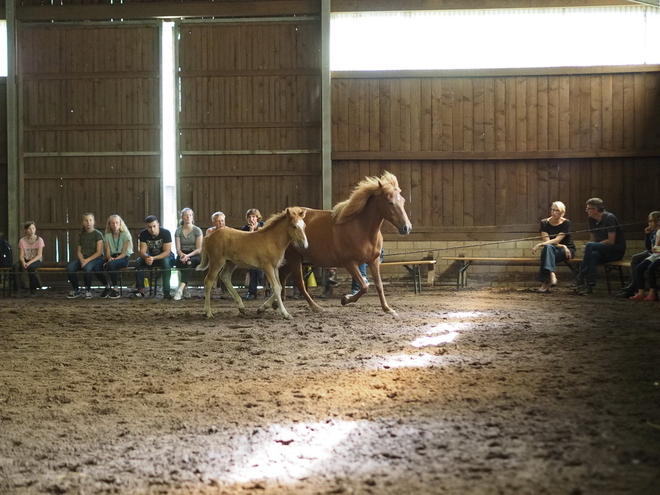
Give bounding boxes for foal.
[197,207,308,320]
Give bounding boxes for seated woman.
[531,201,576,293]
[206,211,227,236]
[100,214,133,299]
[173,208,203,301]
[630,218,660,302]
[66,213,107,299]
[14,220,45,296]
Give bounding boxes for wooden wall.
[17,23,161,261]
[331,70,660,239]
[177,20,322,229]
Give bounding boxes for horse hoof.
[341,296,352,306]
[205,312,213,319]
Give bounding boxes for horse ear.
[300,208,307,218]
[378,180,383,188]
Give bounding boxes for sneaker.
[85,291,93,299]
[577,285,594,296]
[347,289,359,297]
[134,289,146,298]
[567,277,585,290]
[100,288,112,298]
[244,293,257,300]
[173,288,183,301]
[67,290,82,299]
[108,289,121,299]
[163,292,172,300]
[183,287,191,299]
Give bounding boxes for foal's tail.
[197,238,209,271]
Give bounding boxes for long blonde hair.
[105,214,132,244]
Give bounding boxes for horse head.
[285,207,309,250]
[377,177,412,236]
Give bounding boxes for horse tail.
[197,237,209,271]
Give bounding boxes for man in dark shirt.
[571,198,626,295]
[135,215,174,299]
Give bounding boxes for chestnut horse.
[197,207,308,320]
[278,172,412,316]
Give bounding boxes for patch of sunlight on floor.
[369,353,446,369]
[212,421,359,484]
[410,332,459,347]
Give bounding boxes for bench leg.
[457,260,471,289]
[402,265,421,294]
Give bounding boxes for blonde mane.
[331,172,400,224]
[261,206,306,231]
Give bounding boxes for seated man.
[571,198,626,295]
[134,215,174,299]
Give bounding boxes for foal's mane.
[332,171,400,224]
[260,206,305,232]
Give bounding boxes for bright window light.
[0,21,7,77]
[331,7,660,71]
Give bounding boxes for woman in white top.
[14,221,45,295]
[174,208,203,301]
[101,214,134,299]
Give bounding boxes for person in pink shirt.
[14,221,45,296]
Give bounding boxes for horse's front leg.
[258,267,292,319]
[369,259,397,316]
[289,257,323,313]
[221,263,246,315]
[341,263,370,306]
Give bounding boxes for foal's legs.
[203,261,224,318]
[220,262,245,315]
[258,267,292,319]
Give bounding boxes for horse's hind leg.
[203,262,224,318]
[221,263,245,315]
[290,259,323,313]
[258,267,292,319]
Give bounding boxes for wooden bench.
[441,256,629,294]
[380,259,437,293]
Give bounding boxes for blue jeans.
[248,269,263,295]
[538,245,575,283]
[104,257,130,287]
[636,258,660,290]
[578,242,625,286]
[351,264,369,293]
[135,254,174,293]
[67,258,106,291]
[351,250,385,292]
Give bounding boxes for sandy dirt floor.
[1,283,659,495]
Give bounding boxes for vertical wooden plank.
[431,78,443,151]
[410,78,422,152]
[420,78,432,152]
[399,78,411,152]
[369,79,380,151]
[483,77,495,152]
[379,79,391,152]
[473,77,485,152]
[623,74,635,149]
[441,78,454,151]
[527,76,538,151]
[462,78,474,152]
[452,79,463,151]
[494,77,506,152]
[590,75,602,150]
[601,74,613,150]
[515,77,527,151]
